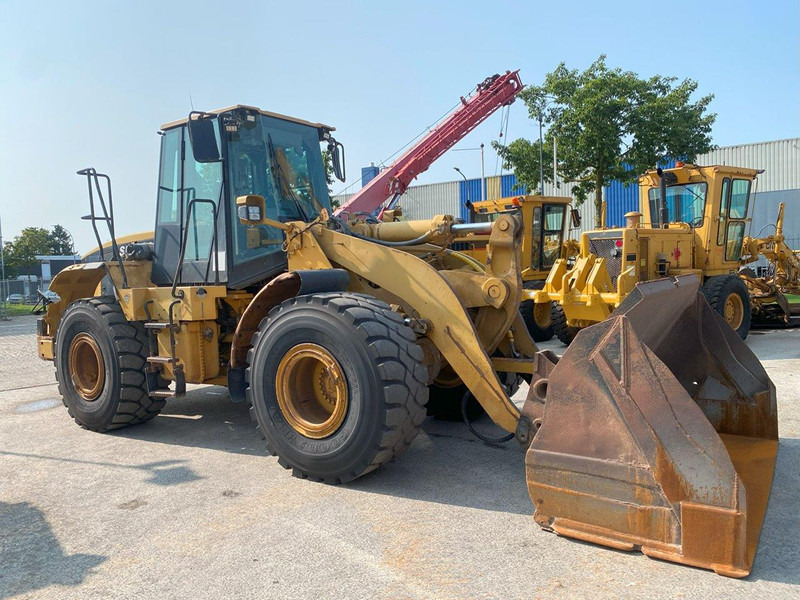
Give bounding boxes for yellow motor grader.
[454,195,580,341]
[37,106,778,577]
[535,163,763,343]
[740,202,800,324]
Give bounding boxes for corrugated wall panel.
[502,173,523,197]
[699,138,800,192]
[396,181,461,221]
[605,181,639,227]
[486,175,501,200]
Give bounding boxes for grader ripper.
[38,103,778,577]
[740,202,800,324]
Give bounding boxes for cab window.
[647,183,707,226]
[717,178,730,245]
[541,204,565,269]
[717,178,751,261]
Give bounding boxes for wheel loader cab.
[152,106,335,289]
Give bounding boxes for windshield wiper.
[266,134,310,222]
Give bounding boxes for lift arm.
[334,70,523,216]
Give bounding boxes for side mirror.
[236,195,266,224]
[188,112,221,163]
[328,138,346,182]
[570,208,582,228]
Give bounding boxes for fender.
[227,268,350,401]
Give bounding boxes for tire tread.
[245,292,428,483]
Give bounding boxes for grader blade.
[524,275,778,577]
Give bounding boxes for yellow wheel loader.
[37,106,778,577]
[535,163,762,343]
[454,195,580,342]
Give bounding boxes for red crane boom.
[334,70,523,216]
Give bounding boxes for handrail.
[77,168,128,287]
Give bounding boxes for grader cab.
[535,164,760,343]
[37,106,778,577]
[455,195,580,341]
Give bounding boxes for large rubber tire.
[551,303,581,346]
[519,280,554,342]
[426,358,522,421]
[54,297,165,432]
[246,292,428,484]
[702,275,751,340]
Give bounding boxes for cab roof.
[639,163,762,184]
[472,195,572,212]
[160,104,335,133]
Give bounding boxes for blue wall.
[361,165,380,187]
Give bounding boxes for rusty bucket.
[522,275,779,577]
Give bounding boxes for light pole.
[453,167,472,215]
[538,112,545,195]
[453,144,486,202]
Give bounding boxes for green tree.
[2,225,75,278]
[49,225,75,255]
[495,56,716,227]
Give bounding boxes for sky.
[1,0,798,253]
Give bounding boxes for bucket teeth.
[524,275,779,577]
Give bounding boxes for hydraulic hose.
[350,229,438,247]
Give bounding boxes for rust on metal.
[523,275,778,577]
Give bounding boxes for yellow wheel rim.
[533,300,552,328]
[275,343,348,439]
[724,292,745,330]
[68,333,105,401]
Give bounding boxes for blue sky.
[1,0,797,251]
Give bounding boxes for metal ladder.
[143,300,186,399]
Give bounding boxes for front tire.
[551,303,581,346]
[246,293,428,484]
[54,297,165,431]
[702,275,751,339]
[519,280,554,342]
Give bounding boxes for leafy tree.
[2,225,75,278]
[49,225,75,255]
[495,56,716,227]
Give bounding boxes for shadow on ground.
[0,501,105,599]
[112,386,267,458]
[345,415,534,516]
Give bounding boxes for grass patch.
[1,304,39,317]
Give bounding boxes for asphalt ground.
[1,314,798,599]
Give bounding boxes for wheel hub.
[68,332,105,401]
[533,300,552,328]
[724,292,744,330]
[275,343,348,439]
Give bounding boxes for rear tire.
[426,356,522,421]
[551,303,581,346]
[54,297,165,432]
[519,280,554,342]
[246,293,428,484]
[702,275,751,339]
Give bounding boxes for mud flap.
[523,275,779,577]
